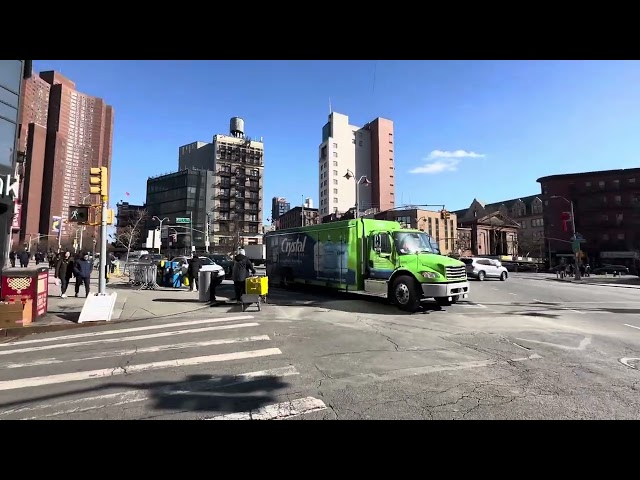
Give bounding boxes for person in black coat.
[18,248,30,268]
[187,254,202,292]
[232,248,255,302]
[55,251,74,298]
[73,252,93,297]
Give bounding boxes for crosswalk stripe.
[0,366,301,419]
[0,315,254,347]
[206,396,327,420]
[0,323,260,356]
[0,335,272,369]
[0,348,283,392]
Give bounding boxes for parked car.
[170,256,225,285]
[207,254,233,277]
[461,257,508,281]
[593,264,629,276]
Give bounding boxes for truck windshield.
[393,232,441,255]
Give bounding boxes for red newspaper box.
[1,266,49,326]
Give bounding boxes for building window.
[333,197,338,203]
[629,178,636,184]
[614,195,622,205]
[602,233,609,241]
[520,220,527,229]
[617,233,625,240]
[333,179,338,185]
[333,161,338,166]
[598,181,605,189]
[333,188,338,194]
[333,170,337,175]
[395,216,412,226]
[358,141,363,147]
[585,181,591,187]
[333,152,338,157]
[332,143,338,148]
[613,179,620,188]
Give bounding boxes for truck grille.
[445,266,467,281]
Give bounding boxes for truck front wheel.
[392,276,421,312]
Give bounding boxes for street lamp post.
[551,195,581,280]
[344,169,372,218]
[152,216,169,254]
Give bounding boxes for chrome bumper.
[421,281,470,298]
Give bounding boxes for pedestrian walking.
[187,253,202,292]
[55,251,74,298]
[18,248,30,268]
[9,250,16,268]
[232,248,255,302]
[73,252,93,298]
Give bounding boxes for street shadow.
[53,312,81,323]
[152,298,202,304]
[0,372,290,417]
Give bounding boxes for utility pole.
[189,210,194,254]
[57,208,63,252]
[205,212,211,253]
[301,194,305,227]
[90,167,109,294]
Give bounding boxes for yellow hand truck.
[241,274,269,312]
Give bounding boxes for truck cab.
[361,226,469,311]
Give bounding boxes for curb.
[0,297,234,339]
[546,278,640,288]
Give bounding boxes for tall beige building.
[318,112,395,218]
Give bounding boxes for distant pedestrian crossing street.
[0,313,326,420]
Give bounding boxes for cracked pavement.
[1,273,640,419]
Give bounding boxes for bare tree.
[113,209,148,263]
[518,234,544,258]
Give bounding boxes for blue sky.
[33,60,640,216]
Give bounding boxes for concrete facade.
[277,206,319,230]
[318,112,394,217]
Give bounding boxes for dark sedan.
[208,254,233,277]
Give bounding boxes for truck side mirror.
[373,235,381,253]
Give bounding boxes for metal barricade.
[126,262,159,289]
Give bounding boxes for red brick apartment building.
[17,71,113,250]
[537,168,640,269]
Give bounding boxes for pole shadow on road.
[0,373,291,416]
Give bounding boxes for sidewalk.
[1,269,236,338]
[548,275,640,289]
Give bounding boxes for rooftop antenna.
[329,97,332,114]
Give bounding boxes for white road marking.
[532,299,545,303]
[0,366,300,419]
[207,396,327,420]
[623,324,640,331]
[0,348,283,392]
[565,309,584,314]
[321,355,541,390]
[508,293,517,296]
[515,336,591,351]
[0,315,254,347]
[619,358,640,370]
[0,323,260,356]
[461,303,487,309]
[0,335,271,369]
[511,353,543,362]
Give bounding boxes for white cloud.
[409,149,485,175]
[428,149,485,160]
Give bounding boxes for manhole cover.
[619,358,640,370]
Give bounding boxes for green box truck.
[265,218,470,312]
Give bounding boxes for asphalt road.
[1,272,639,420]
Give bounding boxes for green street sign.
[572,240,581,253]
[176,217,191,224]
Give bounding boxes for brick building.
[537,168,640,268]
[277,206,319,230]
[17,70,114,250]
[454,195,544,257]
[374,208,458,255]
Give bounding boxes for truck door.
[369,232,395,280]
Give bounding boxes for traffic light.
[440,209,450,220]
[68,206,90,224]
[106,209,115,225]
[89,166,108,197]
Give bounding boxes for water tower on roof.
[230,117,245,138]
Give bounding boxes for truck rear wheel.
[392,275,421,312]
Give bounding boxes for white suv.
[461,257,508,281]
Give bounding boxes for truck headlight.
[421,271,441,279]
